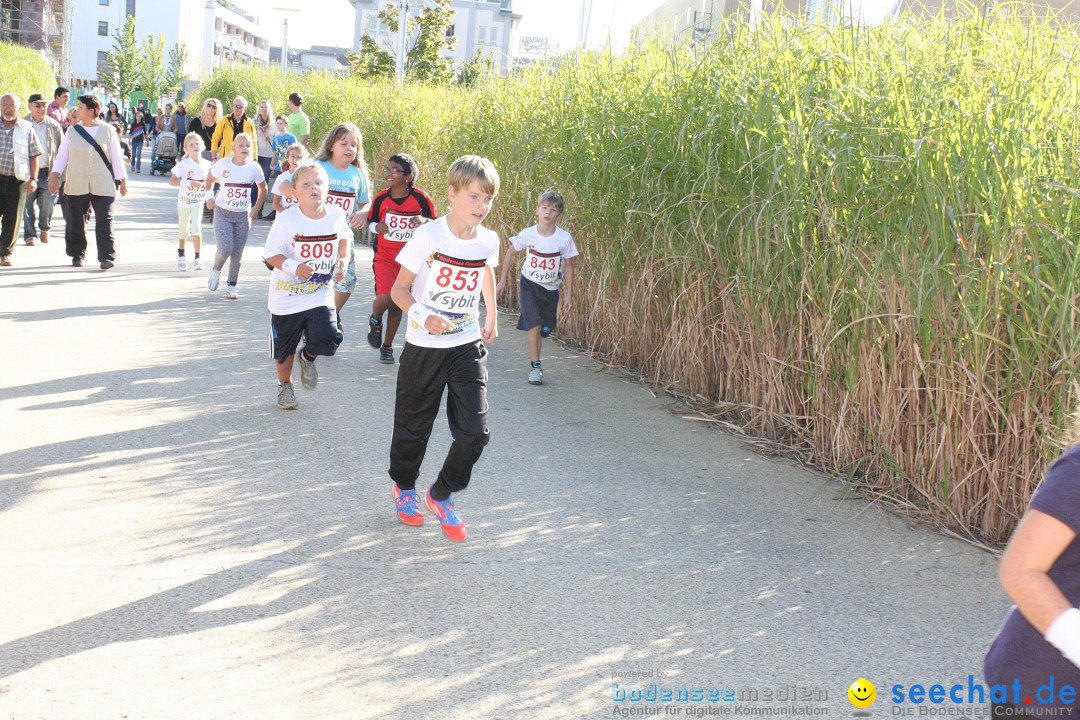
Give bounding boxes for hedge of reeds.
[0,43,56,104]
[195,10,1080,543]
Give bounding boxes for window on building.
[215,18,223,30]
[446,24,455,38]
[99,0,109,5]
[478,25,487,44]
[126,0,135,15]
[489,26,498,45]
[98,21,108,36]
[97,51,108,69]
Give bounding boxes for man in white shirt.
[0,94,42,267]
[22,93,62,246]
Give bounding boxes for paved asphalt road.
[0,173,1010,719]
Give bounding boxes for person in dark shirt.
[985,437,1080,716]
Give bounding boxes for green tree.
[139,32,168,108]
[458,48,493,86]
[349,0,456,83]
[166,43,190,97]
[101,15,142,114]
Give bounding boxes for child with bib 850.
[262,162,349,410]
[388,155,500,543]
[365,152,438,365]
[204,132,267,300]
[168,133,212,271]
[496,190,577,386]
[311,123,372,332]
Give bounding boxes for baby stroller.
[150,131,178,176]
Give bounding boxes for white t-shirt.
[395,216,499,349]
[510,225,579,291]
[271,171,297,209]
[262,205,351,315]
[171,156,212,208]
[210,157,264,212]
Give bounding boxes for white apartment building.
[68,0,271,95]
[349,0,522,76]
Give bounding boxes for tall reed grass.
[0,43,57,105]
[196,10,1080,543]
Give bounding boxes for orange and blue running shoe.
[425,488,467,542]
[393,483,424,526]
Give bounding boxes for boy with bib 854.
[496,190,577,386]
[388,155,500,542]
[261,162,349,410]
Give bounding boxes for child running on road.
[496,190,577,386]
[271,143,308,214]
[262,162,349,409]
[204,132,267,300]
[313,123,371,333]
[365,153,437,364]
[388,155,500,542]
[168,133,212,271]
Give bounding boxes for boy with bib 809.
[262,162,349,410]
[388,155,500,542]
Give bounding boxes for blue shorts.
[516,276,558,335]
[270,306,343,363]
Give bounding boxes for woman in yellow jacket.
[211,96,257,159]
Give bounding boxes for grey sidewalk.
[0,174,1007,719]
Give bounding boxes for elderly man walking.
[0,94,43,267]
[23,93,63,246]
[211,96,256,159]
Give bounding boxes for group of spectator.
[0,87,311,270]
[1,87,127,270]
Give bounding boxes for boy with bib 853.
[496,190,577,386]
[388,155,500,542]
[262,162,349,410]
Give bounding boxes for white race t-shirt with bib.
[210,157,265,212]
[271,171,298,209]
[262,205,351,315]
[396,217,499,349]
[171,157,212,208]
[510,225,579,291]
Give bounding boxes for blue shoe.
[425,488,466,542]
[393,483,424,526]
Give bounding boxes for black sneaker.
[367,315,382,349]
[379,345,395,364]
[72,257,83,267]
[100,260,114,270]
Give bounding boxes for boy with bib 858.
[388,155,500,542]
[262,162,349,410]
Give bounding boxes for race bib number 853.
[421,253,486,318]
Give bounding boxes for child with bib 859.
[271,143,308,215]
[496,190,577,386]
[388,155,501,543]
[168,133,212,271]
[262,162,349,410]
[204,132,267,300]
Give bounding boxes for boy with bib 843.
[496,190,577,386]
[388,155,500,542]
[262,162,349,410]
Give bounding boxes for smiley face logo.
[848,678,876,708]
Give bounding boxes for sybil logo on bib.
[221,182,251,211]
[384,212,417,243]
[419,252,486,333]
[293,233,338,284]
[523,246,562,286]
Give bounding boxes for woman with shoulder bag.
[48,95,128,270]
